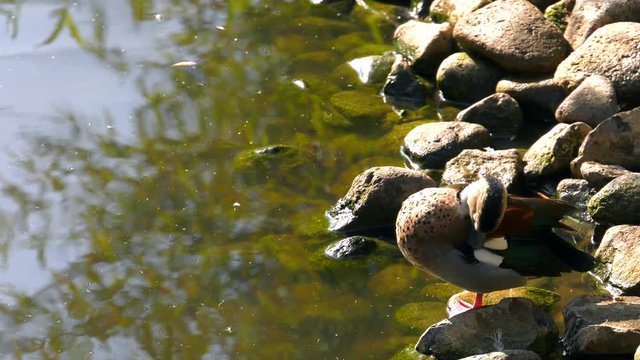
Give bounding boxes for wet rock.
[393,20,454,76]
[496,76,565,122]
[563,295,640,357]
[458,350,542,360]
[580,161,631,190]
[324,236,378,259]
[348,52,396,85]
[523,123,591,181]
[588,173,640,225]
[441,149,524,191]
[594,226,640,294]
[233,145,320,185]
[571,107,640,174]
[564,0,640,49]
[383,55,430,110]
[543,0,574,31]
[453,0,570,73]
[555,75,619,127]
[329,90,390,125]
[555,22,640,107]
[390,344,431,360]
[455,93,523,139]
[415,298,558,359]
[436,52,502,104]
[556,178,595,221]
[327,166,436,234]
[429,0,491,25]
[455,286,561,311]
[401,122,491,169]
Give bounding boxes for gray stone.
[348,52,396,85]
[580,161,631,190]
[564,0,640,48]
[555,75,619,127]
[556,178,595,221]
[543,0,575,32]
[523,122,591,181]
[382,55,430,109]
[436,52,502,104]
[453,0,570,73]
[429,0,491,25]
[401,122,491,169]
[588,173,640,225]
[326,166,436,234]
[324,236,377,259]
[571,107,640,175]
[496,76,565,122]
[442,149,524,191]
[555,22,640,107]
[393,20,454,76]
[455,93,523,139]
[415,298,558,359]
[458,350,542,360]
[563,295,640,357]
[594,225,640,295]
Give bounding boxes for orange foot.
[446,293,484,318]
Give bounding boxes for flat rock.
[580,161,631,190]
[401,122,491,169]
[496,76,565,122]
[394,20,454,76]
[555,22,640,107]
[324,236,378,259]
[436,52,502,104]
[563,295,640,357]
[523,122,591,181]
[326,166,436,234]
[458,350,542,360]
[441,148,524,191]
[588,173,640,225]
[415,298,558,359]
[594,225,640,295]
[556,178,595,221]
[564,0,640,48]
[453,0,570,73]
[571,107,640,174]
[455,93,523,139]
[555,74,619,127]
[429,0,491,25]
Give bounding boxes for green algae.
[457,286,561,311]
[394,301,447,331]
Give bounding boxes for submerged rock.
[429,0,491,24]
[556,178,595,221]
[393,20,454,76]
[327,166,435,235]
[458,350,542,360]
[415,298,558,359]
[555,22,640,107]
[563,295,640,357]
[401,122,491,169]
[455,93,523,139]
[564,0,640,48]
[436,52,502,104]
[496,76,565,122]
[441,149,524,191]
[329,90,391,125]
[233,145,320,185]
[571,107,640,174]
[324,236,378,259]
[555,74,619,127]
[395,301,447,331]
[594,225,640,295]
[523,122,591,182]
[453,0,569,73]
[579,161,631,190]
[348,52,396,85]
[587,173,640,225]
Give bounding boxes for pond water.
[0,1,599,359]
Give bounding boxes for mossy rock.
[330,90,390,124]
[329,63,360,88]
[394,301,447,331]
[588,174,640,225]
[390,344,434,360]
[232,145,320,185]
[544,1,570,31]
[456,286,561,310]
[310,239,400,272]
[422,282,463,301]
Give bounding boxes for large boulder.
[441,149,524,191]
[455,93,524,139]
[326,166,436,235]
[429,0,492,24]
[453,0,570,73]
[594,225,640,294]
[523,122,591,181]
[563,295,640,358]
[394,20,454,76]
[588,173,640,225]
[401,122,491,169]
[572,107,640,176]
[555,74,619,127]
[564,0,640,48]
[555,22,640,107]
[579,161,631,190]
[415,298,558,359]
[436,52,502,103]
[496,76,565,122]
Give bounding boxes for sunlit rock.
[588,174,640,225]
[555,75,619,127]
[393,20,454,76]
[564,0,640,48]
[594,225,640,294]
[458,350,542,360]
[436,52,502,104]
[579,161,630,190]
[556,178,595,221]
[429,0,491,25]
[441,149,524,192]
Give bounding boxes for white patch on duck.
[483,236,508,251]
[473,249,504,267]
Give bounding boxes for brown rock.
[594,225,640,295]
[394,20,454,76]
[564,0,640,48]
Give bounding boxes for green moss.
[544,2,569,31]
[457,286,561,311]
[367,263,424,297]
[329,63,360,88]
[330,90,390,124]
[394,302,447,331]
[232,144,320,185]
[421,282,462,301]
[309,239,399,272]
[429,12,449,24]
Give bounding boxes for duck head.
[458,176,507,234]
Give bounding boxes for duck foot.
[446,293,484,318]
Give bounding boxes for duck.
[395,175,596,317]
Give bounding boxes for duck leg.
[472,292,484,308]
